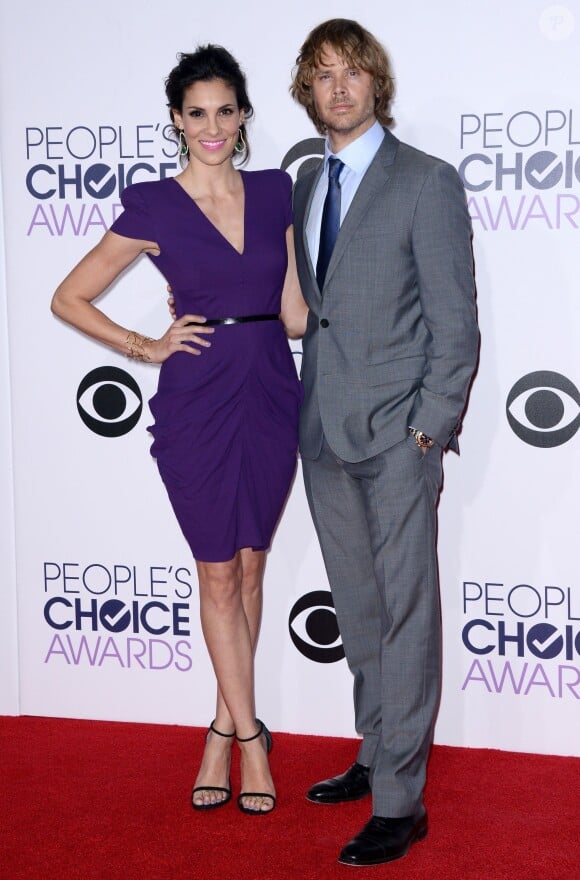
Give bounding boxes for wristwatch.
[409,427,434,448]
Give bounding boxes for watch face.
[410,428,432,447]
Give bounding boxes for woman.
[51,45,307,815]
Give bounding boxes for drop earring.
[178,130,189,160]
[234,127,246,154]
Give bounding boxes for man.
[290,19,479,867]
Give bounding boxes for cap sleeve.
[110,184,155,241]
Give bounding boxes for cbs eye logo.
[506,371,580,447]
[281,138,325,182]
[288,590,344,663]
[77,367,143,437]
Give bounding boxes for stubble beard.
[319,98,376,140]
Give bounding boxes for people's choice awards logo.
[43,561,194,672]
[288,590,344,663]
[25,123,179,237]
[461,579,580,701]
[458,106,580,231]
[506,371,580,447]
[77,367,143,437]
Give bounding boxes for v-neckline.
[170,172,246,256]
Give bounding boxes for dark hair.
[291,19,395,134]
[165,44,254,164]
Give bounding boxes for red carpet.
[1,716,578,879]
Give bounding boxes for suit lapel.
[297,164,324,299]
[323,130,399,288]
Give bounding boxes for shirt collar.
[324,120,385,174]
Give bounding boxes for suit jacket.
[294,128,479,463]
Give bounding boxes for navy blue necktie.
[316,157,344,289]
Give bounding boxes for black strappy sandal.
[191,720,235,811]
[236,719,276,815]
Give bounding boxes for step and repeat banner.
[0,2,578,756]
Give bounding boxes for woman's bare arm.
[51,230,214,362]
[280,226,308,340]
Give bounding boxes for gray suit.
[294,128,479,817]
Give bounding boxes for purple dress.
[111,170,302,562]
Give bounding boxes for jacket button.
[320,318,329,328]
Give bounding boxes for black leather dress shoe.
[338,810,428,866]
[306,762,370,804]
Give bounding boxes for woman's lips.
[199,139,227,151]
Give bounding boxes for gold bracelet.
[125,330,153,362]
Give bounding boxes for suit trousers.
[302,434,444,817]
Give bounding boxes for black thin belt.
[187,313,279,327]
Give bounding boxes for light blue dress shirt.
[306,120,385,268]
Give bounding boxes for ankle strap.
[236,719,264,743]
[209,720,235,738]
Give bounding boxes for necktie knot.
[328,157,344,183]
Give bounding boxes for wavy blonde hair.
[290,19,395,135]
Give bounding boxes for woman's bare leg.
[192,549,274,810]
[235,549,275,812]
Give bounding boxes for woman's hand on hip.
[147,315,214,363]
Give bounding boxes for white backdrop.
[1,1,578,756]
